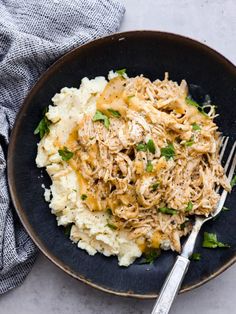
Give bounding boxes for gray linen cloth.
[0,0,125,294]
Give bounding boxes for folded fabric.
[0,0,125,294]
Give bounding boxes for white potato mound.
[36,74,142,267]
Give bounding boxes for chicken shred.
[64,74,230,253]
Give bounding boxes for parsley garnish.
[185,201,193,212]
[34,107,51,139]
[136,142,147,152]
[139,250,161,264]
[222,206,230,211]
[127,95,135,99]
[107,108,121,118]
[192,123,201,131]
[190,253,201,261]
[93,110,110,129]
[202,232,230,248]
[146,160,153,172]
[115,68,126,76]
[184,138,194,147]
[137,139,156,154]
[107,223,117,230]
[64,223,73,237]
[159,207,177,215]
[186,96,208,116]
[160,143,175,160]
[151,182,159,191]
[58,147,74,161]
[231,175,236,188]
[147,139,156,154]
[81,194,87,201]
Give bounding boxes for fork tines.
[216,139,236,215]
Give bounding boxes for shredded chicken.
[64,73,230,253]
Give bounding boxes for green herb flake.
[34,108,51,139]
[190,253,201,261]
[127,95,135,99]
[231,175,236,188]
[186,96,208,117]
[151,182,159,191]
[184,138,194,147]
[147,139,156,154]
[58,147,74,161]
[81,194,87,201]
[186,96,200,108]
[185,201,193,212]
[159,207,177,215]
[160,143,175,160]
[136,142,147,152]
[146,160,153,172]
[92,110,110,129]
[139,250,161,264]
[107,108,121,118]
[115,68,126,76]
[107,223,117,230]
[64,224,73,237]
[222,206,230,211]
[192,123,201,131]
[202,232,230,249]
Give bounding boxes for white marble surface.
[2,1,236,313]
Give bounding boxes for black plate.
[7,31,236,298]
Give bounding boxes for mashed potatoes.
[36,71,228,266]
[36,73,142,266]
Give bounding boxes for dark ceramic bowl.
[8,31,236,298]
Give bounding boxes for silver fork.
[151,137,236,314]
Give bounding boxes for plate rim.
[7,30,236,299]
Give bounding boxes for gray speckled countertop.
[2,1,236,313]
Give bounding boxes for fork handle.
[151,256,190,314]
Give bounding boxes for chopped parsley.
[34,107,51,139]
[222,206,230,211]
[81,194,87,201]
[107,223,117,230]
[231,175,236,188]
[137,139,156,154]
[192,123,201,131]
[146,160,153,172]
[184,138,194,147]
[139,249,161,264]
[186,96,208,117]
[185,201,193,212]
[159,207,177,215]
[136,142,147,152]
[190,253,201,261]
[202,232,230,249]
[107,108,121,118]
[92,110,110,129]
[147,139,156,154]
[151,182,159,191]
[64,223,73,237]
[160,143,175,160]
[127,95,135,99]
[58,147,74,161]
[115,68,126,76]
